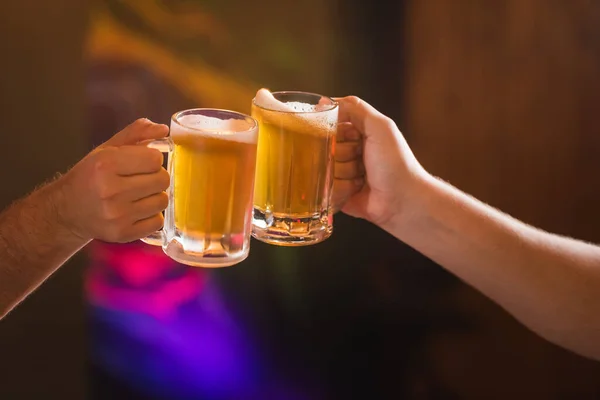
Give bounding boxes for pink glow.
[86,242,207,319]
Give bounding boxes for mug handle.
[140,137,173,246]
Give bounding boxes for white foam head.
[171,113,257,144]
[253,89,338,134]
[254,88,335,112]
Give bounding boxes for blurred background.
[1,0,600,398]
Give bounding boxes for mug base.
[251,209,332,247]
[163,238,249,268]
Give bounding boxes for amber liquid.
[251,103,337,245]
[171,133,257,251]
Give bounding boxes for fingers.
[337,122,361,142]
[118,168,170,201]
[335,160,364,180]
[335,141,362,162]
[90,146,170,201]
[112,146,165,176]
[91,145,164,178]
[132,214,165,239]
[334,96,394,138]
[80,118,171,243]
[130,192,169,222]
[334,120,365,187]
[336,122,363,163]
[115,214,165,243]
[333,120,366,213]
[95,192,167,243]
[332,178,364,212]
[103,118,169,147]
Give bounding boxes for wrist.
[379,169,439,240]
[46,174,91,245]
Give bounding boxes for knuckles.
[107,214,163,243]
[102,223,130,244]
[157,168,171,191]
[91,148,116,173]
[148,148,165,170]
[100,200,124,222]
[90,150,119,199]
[97,196,167,243]
[79,128,169,243]
[147,214,165,233]
[95,179,118,200]
[345,96,362,106]
[155,191,170,211]
[131,118,153,130]
[344,96,362,106]
[381,116,398,131]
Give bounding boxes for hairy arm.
[0,118,170,320]
[335,95,600,360]
[385,174,600,359]
[0,178,88,319]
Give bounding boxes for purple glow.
[86,242,262,398]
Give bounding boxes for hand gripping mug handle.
[140,137,173,246]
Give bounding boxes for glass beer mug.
[142,108,259,267]
[251,90,339,246]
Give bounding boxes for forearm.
[385,174,600,359]
[0,177,89,319]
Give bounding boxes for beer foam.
[171,114,257,144]
[253,89,338,136]
[254,88,328,113]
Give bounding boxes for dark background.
[1,0,600,399]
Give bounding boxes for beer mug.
[251,90,339,246]
[142,109,259,267]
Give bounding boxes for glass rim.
[252,91,338,114]
[171,108,258,134]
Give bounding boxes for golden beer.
[171,132,257,238]
[142,109,258,268]
[251,91,338,246]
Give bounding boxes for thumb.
[101,118,169,148]
[334,96,393,141]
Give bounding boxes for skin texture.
[0,118,170,319]
[333,96,600,361]
[3,95,600,363]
